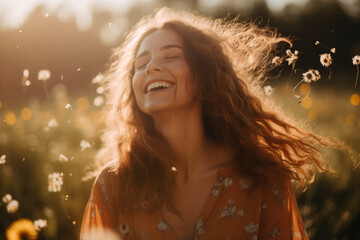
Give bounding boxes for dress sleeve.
[258,172,309,240]
[80,167,119,239]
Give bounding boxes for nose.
[146,58,163,73]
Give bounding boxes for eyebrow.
[135,44,183,60]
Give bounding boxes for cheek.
[132,73,143,98]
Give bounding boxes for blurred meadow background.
[0,0,360,239]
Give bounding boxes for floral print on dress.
[220,198,236,218]
[141,231,149,240]
[269,228,280,238]
[157,220,170,231]
[119,223,130,235]
[195,218,205,235]
[239,178,252,190]
[237,209,245,217]
[245,221,259,234]
[211,177,233,197]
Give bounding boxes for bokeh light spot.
[0,100,2,109]
[350,93,360,106]
[301,97,312,109]
[346,113,356,126]
[5,112,16,126]
[76,97,89,111]
[308,108,318,120]
[21,108,32,121]
[300,83,310,95]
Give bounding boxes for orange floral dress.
[80,164,308,240]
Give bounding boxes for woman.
[80,7,339,240]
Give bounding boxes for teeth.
[147,81,173,93]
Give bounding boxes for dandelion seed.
[264,85,274,96]
[25,80,31,86]
[6,219,37,240]
[80,140,91,151]
[331,48,336,53]
[59,154,69,162]
[23,69,29,78]
[2,194,12,203]
[0,154,6,164]
[34,219,47,231]
[320,53,333,67]
[48,118,58,128]
[65,104,72,110]
[271,56,282,66]
[7,200,19,213]
[48,172,64,192]
[38,70,51,81]
[77,68,81,72]
[353,55,360,87]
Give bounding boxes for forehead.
[136,28,184,57]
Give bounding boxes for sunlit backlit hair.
[94,7,348,212]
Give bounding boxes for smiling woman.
[80,7,346,240]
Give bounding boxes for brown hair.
[94,7,348,212]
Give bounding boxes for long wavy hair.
[95,7,347,212]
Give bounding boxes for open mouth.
[145,81,175,94]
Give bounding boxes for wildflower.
[245,221,259,234]
[195,219,205,234]
[48,172,64,192]
[7,200,19,213]
[353,55,360,66]
[331,48,336,53]
[302,69,321,83]
[264,85,274,96]
[93,96,105,107]
[34,219,47,231]
[293,69,320,103]
[59,154,69,162]
[271,56,282,66]
[320,53,333,67]
[80,140,91,151]
[2,194,12,203]
[353,55,360,87]
[315,41,320,45]
[38,70,51,81]
[285,49,298,66]
[6,219,37,240]
[65,104,72,110]
[47,118,58,128]
[0,154,5,164]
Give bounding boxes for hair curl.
[94,7,348,212]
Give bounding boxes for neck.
[151,102,231,182]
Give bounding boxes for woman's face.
[132,28,195,116]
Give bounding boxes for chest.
[160,173,218,240]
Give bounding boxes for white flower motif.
[2,194,12,203]
[0,154,6,164]
[331,48,336,53]
[220,205,236,218]
[65,104,72,110]
[251,235,258,240]
[7,200,19,213]
[195,219,205,234]
[302,69,321,83]
[223,177,233,188]
[261,203,268,210]
[285,49,299,65]
[240,178,251,190]
[269,228,280,237]
[211,188,220,196]
[158,221,170,231]
[238,210,244,217]
[34,219,47,231]
[272,185,280,198]
[245,221,259,234]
